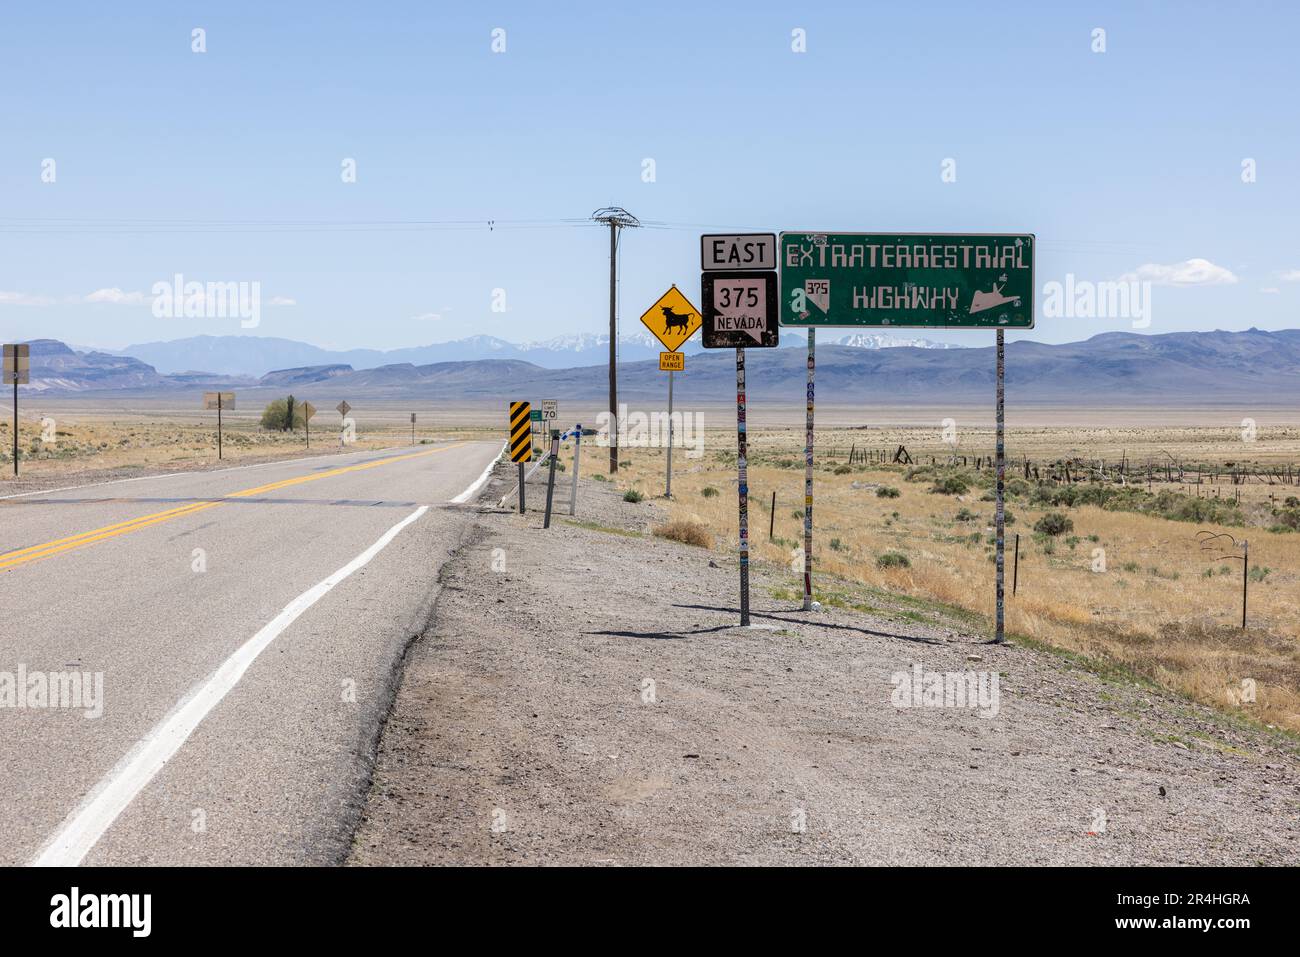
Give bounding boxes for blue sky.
[1,0,1296,351]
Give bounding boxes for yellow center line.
[0,443,468,573]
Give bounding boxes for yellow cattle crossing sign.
[509,401,533,462]
[640,285,701,352]
[659,351,685,372]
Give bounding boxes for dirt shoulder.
[347,463,1300,866]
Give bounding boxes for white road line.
[449,442,505,503]
[29,504,431,867]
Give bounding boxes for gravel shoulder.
[347,462,1300,866]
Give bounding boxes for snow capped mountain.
[808,332,962,350]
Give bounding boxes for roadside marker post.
[642,288,701,497]
[701,235,779,627]
[410,412,416,445]
[543,429,561,528]
[659,352,685,498]
[1012,531,1020,596]
[203,391,235,461]
[509,401,532,514]
[569,424,582,516]
[3,344,29,476]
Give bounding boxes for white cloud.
[1279,269,1300,282]
[1261,287,1280,294]
[1118,258,1238,286]
[84,287,145,304]
[267,296,296,306]
[0,290,55,306]
[411,312,442,321]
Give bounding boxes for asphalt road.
[0,440,501,866]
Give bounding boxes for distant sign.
[701,233,777,272]
[203,391,235,410]
[410,412,416,424]
[336,400,351,417]
[659,351,685,372]
[702,271,779,348]
[3,343,30,385]
[541,399,558,422]
[639,285,702,352]
[302,402,317,421]
[779,232,1035,329]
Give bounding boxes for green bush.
[1034,512,1074,536]
[876,486,900,499]
[876,552,910,569]
[259,395,307,431]
[930,476,969,495]
[623,489,644,503]
[955,508,977,522]
[834,464,853,475]
[701,486,719,498]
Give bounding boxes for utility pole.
[591,207,639,473]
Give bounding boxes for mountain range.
[12,329,1300,405]
[108,331,958,377]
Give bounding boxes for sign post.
[641,287,701,497]
[779,232,1034,637]
[203,392,235,460]
[735,348,750,626]
[410,412,416,445]
[995,329,1006,643]
[701,235,779,627]
[509,401,532,514]
[4,344,30,476]
[303,401,317,449]
[543,429,561,529]
[569,424,582,516]
[803,329,815,610]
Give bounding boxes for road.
[0,440,501,866]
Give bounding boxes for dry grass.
[652,518,713,548]
[604,427,1300,735]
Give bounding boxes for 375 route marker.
[701,236,779,626]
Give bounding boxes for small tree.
[260,396,307,431]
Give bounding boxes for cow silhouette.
[661,306,693,334]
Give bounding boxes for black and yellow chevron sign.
[508,401,532,462]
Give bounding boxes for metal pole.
[306,413,310,449]
[608,221,618,474]
[1012,532,1020,596]
[665,369,674,497]
[569,426,582,516]
[12,378,17,476]
[1242,540,1248,630]
[769,490,776,540]
[736,347,750,626]
[217,393,223,461]
[802,328,815,610]
[543,430,560,528]
[517,462,526,514]
[994,329,1006,642]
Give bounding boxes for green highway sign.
[779,232,1034,329]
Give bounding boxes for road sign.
[659,351,685,372]
[410,412,416,423]
[302,402,317,420]
[778,232,1035,328]
[203,392,235,410]
[639,285,702,352]
[541,399,558,422]
[336,400,351,417]
[701,233,777,272]
[3,343,30,385]
[702,271,779,348]
[529,409,542,423]
[509,401,533,463]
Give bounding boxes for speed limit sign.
[541,399,558,422]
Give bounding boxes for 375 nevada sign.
[779,232,1034,329]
